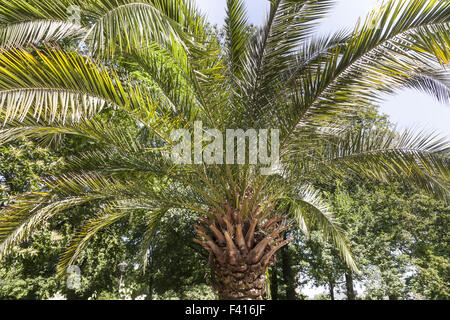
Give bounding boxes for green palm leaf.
[282,184,358,273]
[0,0,84,47]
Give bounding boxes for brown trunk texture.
[214,262,267,300]
[194,191,292,300]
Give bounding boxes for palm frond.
[283,29,352,83]
[224,0,250,79]
[57,202,136,276]
[127,47,202,122]
[282,184,358,272]
[311,128,450,200]
[0,20,84,48]
[0,47,122,123]
[281,0,450,141]
[45,172,213,215]
[135,207,169,272]
[0,47,183,144]
[241,0,333,124]
[81,0,203,57]
[0,0,84,47]
[405,69,450,103]
[0,193,105,262]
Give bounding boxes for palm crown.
[0,0,449,300]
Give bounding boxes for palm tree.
[0,0,449,300]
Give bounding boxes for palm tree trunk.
[215,263,267,300]
[194,201,292,300]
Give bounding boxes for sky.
[196,0,450,136]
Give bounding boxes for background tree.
[287,181,449,300]
[0,141,214,300]
[269,105,448,300]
